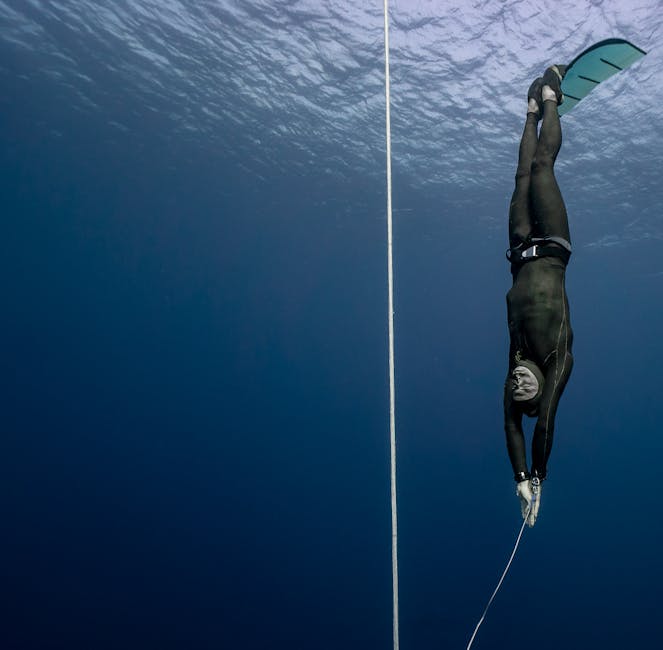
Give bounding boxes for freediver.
[504,65,574,527]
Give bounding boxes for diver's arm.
[531,351,574,479]
[504,383,528,480]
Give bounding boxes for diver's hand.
[527,477,542,527]
[516,480,532,521]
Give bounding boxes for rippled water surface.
[2,0,661,241]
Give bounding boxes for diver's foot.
[542,65,566,105]
[527,77,544,117]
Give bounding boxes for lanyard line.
[466,510,530,649]
[383,2,399,649]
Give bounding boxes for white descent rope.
[466,509,531,649]
[383,1,399,649]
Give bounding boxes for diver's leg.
[530,83,571,242]
[508,82,542,248]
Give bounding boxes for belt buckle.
[523,244,538,259]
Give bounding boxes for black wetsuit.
[504,99,574,481]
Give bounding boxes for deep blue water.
[2,1,663,649]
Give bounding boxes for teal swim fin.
[559,38,647,116]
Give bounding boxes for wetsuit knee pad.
[531,155,555,174]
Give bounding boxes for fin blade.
[559,38,647,116]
